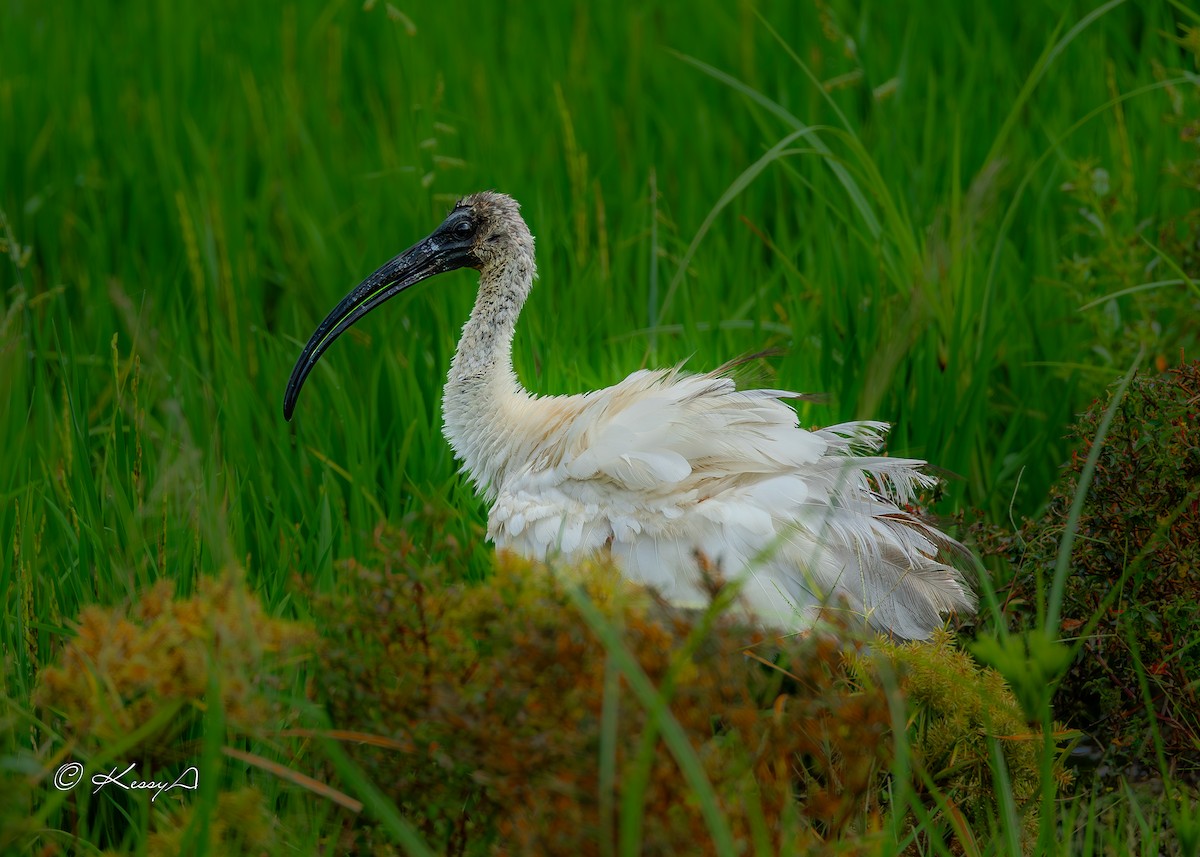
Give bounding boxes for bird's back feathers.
[450,364,975,640]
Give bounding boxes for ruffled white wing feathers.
[456,365,974,639]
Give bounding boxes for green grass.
[3,0,1199,853]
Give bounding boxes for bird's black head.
[425,201,485,268]
[282,193,532,421]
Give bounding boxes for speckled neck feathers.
[441,193,537,493]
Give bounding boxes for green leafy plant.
[35,569,315,753]
[981,360,1200,782]
[313,514,1064,855]
[23,570,316,855]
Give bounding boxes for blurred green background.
[3,0,1197,703]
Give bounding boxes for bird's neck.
[442,257,535,494]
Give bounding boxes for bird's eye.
[453,219,474,238]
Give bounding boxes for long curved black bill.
[283,236,469,420]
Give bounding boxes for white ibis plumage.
[284,192,975,639]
